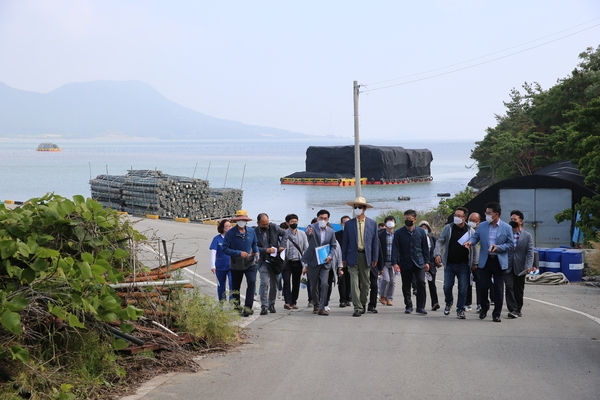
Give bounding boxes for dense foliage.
[470,46,600,240]
[0,194,144,398]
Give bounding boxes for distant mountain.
[0,80,308,139]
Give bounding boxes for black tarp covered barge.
[281,145,433,186]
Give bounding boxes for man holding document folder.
[301,209,337,316]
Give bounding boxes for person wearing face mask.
[378,216,397,306]
[342,197,380,317]
[504,210,534,319]
[222,210,259,317]
[209,219,233,302]
[464,202,514,323]
[282,213,308,310]
[419,220,440,311]
[466,212,481,312]
[391,209,430,315]
[434,207,476,319]
[254,213,289,316]
[301,209,337,315]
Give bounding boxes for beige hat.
[231,210,252,221]
[419,220,432,230]
[346,196,373,209]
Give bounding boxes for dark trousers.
[231,265,257,309]
[505,272,526,313]
[477,257,504,318]
[368,268,379,309]
[215,269,233,301]
[466,282,473,306]
[282,260,303,306]
[428,272,439,307]
[401,267,426,310]
[338,266,351,303]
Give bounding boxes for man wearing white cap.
[342,197,380,317]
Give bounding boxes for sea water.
[0,138,476,224]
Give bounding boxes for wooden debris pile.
[110,256,197,354]
[90,169,243,220]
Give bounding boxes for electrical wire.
[363,21,600,93]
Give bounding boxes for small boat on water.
[36,143,61,152]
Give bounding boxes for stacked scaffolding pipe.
[90,170,242,221]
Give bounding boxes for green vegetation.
[0,194,241,399]
[177,291,240,348]
[470,46,600,242]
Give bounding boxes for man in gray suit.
[505,210,534,319]
[301,209,337,316]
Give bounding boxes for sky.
[0,1,599,142]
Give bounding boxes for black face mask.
[509,221,519,229]
[404,219,414,227]
[260,226,268,231]
[289,223,298,230]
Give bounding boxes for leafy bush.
[0,194,144,397]
[176,291,240,348]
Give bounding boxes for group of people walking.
[209,197,535,322]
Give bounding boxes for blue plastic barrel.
[545,249,563,273]
[536,248,549,273]
[561,250,584,282]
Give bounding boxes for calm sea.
[0,138,476,225]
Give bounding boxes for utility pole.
[353,80,362,197]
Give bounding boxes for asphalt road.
[122,218,600,400]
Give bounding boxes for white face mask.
[453,216,463,225]
[468,221,477,229]
[318,219,327,229]
[354,208,364,216]
[385,221,395,229]
[486,214,493,223]
[237,220,247,228]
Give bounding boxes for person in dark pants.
[465,202,514,322]
[505,210,534,319]
[222,210,259,317]
[336,215,351,307]
[282,214,308,310]
[419,221,439,311]
[466,212,481,312]
[392,209,431,315]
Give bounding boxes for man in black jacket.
[255,213,289,315]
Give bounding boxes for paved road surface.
[123,218,600,400]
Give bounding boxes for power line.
[363,21,600,92]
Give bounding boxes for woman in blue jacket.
[210,219,232,301]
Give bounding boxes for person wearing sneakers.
[378,215,397,307]
[222,210,259,317]
[419,221,440,311]
[301,209,337,316]
[434,207,476,320]
[342,197,380,317]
